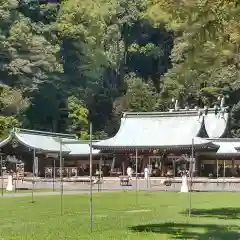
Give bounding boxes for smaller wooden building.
[199,138,240,177]
[0,128,111,177]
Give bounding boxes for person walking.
[127,166,132,179]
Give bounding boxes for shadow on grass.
[130,222,240,239]
[181,208,240,220]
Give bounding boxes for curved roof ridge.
[60,138,100,144]
[0,135,13,148]
[15,128,76,139]
[122,106,226,118]
[123,108,221,118]
[204,112,229,138]
[123,111,201,118]
[0,129,100,155]
[207,138,240,142]
[14,132,70,153]
[92,112,209,149]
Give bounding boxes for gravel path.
[1,178,240,197]
[0,189,123,198]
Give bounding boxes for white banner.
[34,157,38,176]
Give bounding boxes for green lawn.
[0,191,240,239]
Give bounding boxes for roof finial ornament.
[220,96,225,109]
[169,98,175,112]
[198,109,203,120]
[203,106,208,116]
[214,104,218,115]
[215,95,229,118]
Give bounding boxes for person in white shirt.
[144,166,149,179]
[127,166,132,179]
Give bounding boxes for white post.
[111,156,115,174]
[181,174,189,192]
[89,122,93,232]
[6,174,13,192]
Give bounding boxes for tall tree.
[146,0,240,102]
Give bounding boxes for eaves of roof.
[0,129,100,156]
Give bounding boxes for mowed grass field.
[0,191,240,239]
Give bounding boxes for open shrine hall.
[1,103,240,179]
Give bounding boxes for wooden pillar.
[223,160,226,178]
[216,159,219,179]
[232,158,235,177]
[99,156,102,177]
[135,149,138,189]
[199,157,202,177]
[122,160,125,175]
[111,155,115,173]
[173,158,175,177]
[160,156,163,176]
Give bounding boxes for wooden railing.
[44,167,79,178]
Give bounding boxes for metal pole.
[53,158,55,192]
[32,148,36,203]
[89,122,93,232]
[188,138,194,217]
[99,157,102,192]
[60,138,63,215]
[135,148,138,205]
[1,156,3,196]
[97,157,102,192]
[14,174,16,192]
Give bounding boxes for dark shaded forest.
[1,0,240,139]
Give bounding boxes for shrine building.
[1,103,240,178]
[92,107,240,178]
[0,129,111,178]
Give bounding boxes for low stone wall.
[15,177,240,191]
[150,178,240,191]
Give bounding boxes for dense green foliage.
[1,0,240,138]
